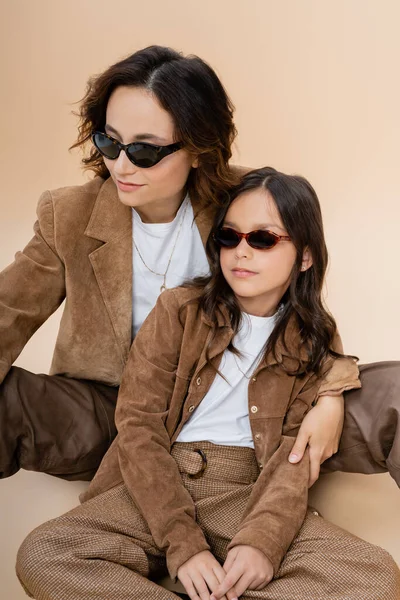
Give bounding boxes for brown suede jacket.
[82,286,360,580]
[0,175,353,393]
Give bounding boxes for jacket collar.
[191,194,217,248]
[201,301,308,368]
[84,178,131,242]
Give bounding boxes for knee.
[16,523,61,597]
[368,546,400,599]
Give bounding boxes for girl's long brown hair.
[71,45,239,207]
[187,167,349,376]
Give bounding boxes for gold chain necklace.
[133,198,189,293]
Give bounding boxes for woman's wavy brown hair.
[188,166,350,376]
[71,45,238,207]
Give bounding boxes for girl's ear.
[191,155,199,168]
[300,247,313,272]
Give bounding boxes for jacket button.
[251,376,257,383]
[250,405,258,413]
[255,433,261,440]
[188,405,195,413]
[196,377,201,386]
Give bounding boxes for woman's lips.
[116,180,144,192]
[231,268,257,278]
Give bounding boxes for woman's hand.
[288,394,345,486]
[177,550,238,600]
[210,545,274,600]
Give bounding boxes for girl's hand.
[210,545,274,600]
[177,550,238,600]
[288,394,345,486]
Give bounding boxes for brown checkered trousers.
[17,442,400,600]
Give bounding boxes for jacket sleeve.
[115,289,210,580]
[0,191,66,383]
[227,354,360,574]
[316,332,361,398]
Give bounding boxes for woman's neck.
[134,190,187,224]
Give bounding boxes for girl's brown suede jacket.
[82,286,360,580]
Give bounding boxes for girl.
[17,167,400,599]
[0,45,360,486]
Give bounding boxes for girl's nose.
[235,237,251,259]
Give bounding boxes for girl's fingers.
[190,572,213,600]
[203,569,228,600]
[229,572,254,599]
[211,561,243,600]
[212,565,237,600]
[179,575,202,600]
[222,551,236,574]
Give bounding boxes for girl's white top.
[177,312,277,448]
[132,195,210,337]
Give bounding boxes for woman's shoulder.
[43,176,107,207]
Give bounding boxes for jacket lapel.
[85,178,133,364]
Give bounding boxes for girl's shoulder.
[153,286,207,330]
[157,286,203,312]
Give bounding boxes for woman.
[0,45,398,486]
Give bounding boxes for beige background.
[1,1,399,597]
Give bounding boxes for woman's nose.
[114,149,138,175]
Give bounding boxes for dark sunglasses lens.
[93,133,120,159]
[127,144,160,168]
[248,231,278,249]
[214,228,240,247]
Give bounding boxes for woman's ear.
[191,154,199,168]
[300,247,313,272]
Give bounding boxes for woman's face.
[103,86,197,223]
[220,189,306,317]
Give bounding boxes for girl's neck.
[237,295,280,318]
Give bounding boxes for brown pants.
[1,362,399,484]
[16,442,400,600]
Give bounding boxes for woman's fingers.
[288,427,310,463]
[308,447,322,486]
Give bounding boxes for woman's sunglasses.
[91,131,183,168]
[213,227,291,250]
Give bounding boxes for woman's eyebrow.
[104,124,168,144]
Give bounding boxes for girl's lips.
[116,180,144,192]
[232,268,257,278]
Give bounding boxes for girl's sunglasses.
[213,227,291,250]
[91,131,183,168]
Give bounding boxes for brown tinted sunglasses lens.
[214,228,279,249]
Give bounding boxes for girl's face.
[103,86,197,223]
[220,189,310,317]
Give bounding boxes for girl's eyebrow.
[223,220,286,232]
[104,124,168,144]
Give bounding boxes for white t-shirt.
[132,196,210,337]
[177,312,277,448]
